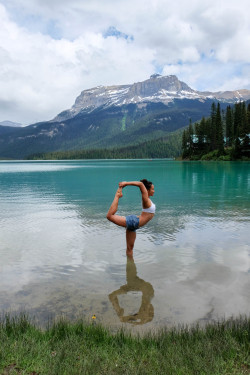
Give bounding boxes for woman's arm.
[119,181,146,192]
[119,181,149,205]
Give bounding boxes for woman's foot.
[116,187,123,198]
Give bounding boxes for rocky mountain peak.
[129,74,194,97]
[53,75,250,123]
[53,75,196,122]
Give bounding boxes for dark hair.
[140,179,153,191]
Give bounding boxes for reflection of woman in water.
[109,256,154,325]
[106,179,155,256]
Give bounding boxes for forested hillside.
[27,131,182,160]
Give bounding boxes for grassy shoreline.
[0,314,249,375]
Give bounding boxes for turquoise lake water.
[0,160,249,331]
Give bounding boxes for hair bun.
[140,179,152,190]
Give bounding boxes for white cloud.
[0,3,154,124]
[0,0,250,124]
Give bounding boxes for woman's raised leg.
[106,187,127,227]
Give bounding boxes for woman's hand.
[119,181,127,188]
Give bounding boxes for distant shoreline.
[1,157,250,162]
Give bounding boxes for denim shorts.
[126,215,140,231]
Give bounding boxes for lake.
[0,160,249,332]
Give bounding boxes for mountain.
[0,121,24,140]
[0,120,23,127]
[53,74,250,123]
[1,74,250,159]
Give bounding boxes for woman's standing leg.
[126,230,136,257]
[106,187,126,227]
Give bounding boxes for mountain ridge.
[0,120,23,127]
[53,74,250,123]
[1,75,250,159]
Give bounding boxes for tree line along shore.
[0,314,249,374]
[182,101,250,161]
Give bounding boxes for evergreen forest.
[27,131,182,160]
[182,101,250,160]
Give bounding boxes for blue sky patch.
[103,26,134,41]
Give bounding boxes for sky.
[0,0,250,125]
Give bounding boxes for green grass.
[0,314,249,374]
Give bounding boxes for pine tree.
[195,118,206,153]
[215,102,224,154]
[188,119,194,157]
[234,102,242,138]
[247,103,250,134]
[210,102,217,150]
[182,129,188,158]
[225,106,233,146]
[240,102,247,137]
[204,117,212,149]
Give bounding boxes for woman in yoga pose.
[106,179,155,256]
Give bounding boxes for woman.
[106,179,155,256]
